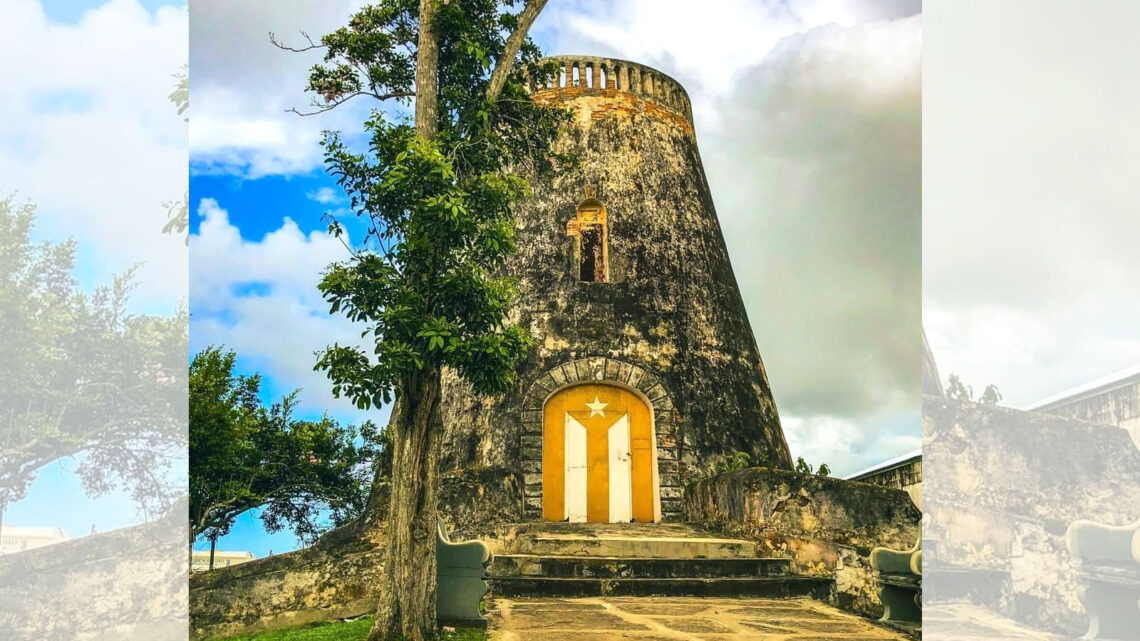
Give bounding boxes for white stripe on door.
[564,415,588,522]
[608,414,632,523]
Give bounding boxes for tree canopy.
[305,0,569,410]
[189,346,379,551]
[0,196,187,516]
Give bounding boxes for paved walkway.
[485,596,911,640]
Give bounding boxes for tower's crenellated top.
[529,55,694,132]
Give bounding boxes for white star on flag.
[585,395,608,417]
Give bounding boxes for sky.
[922,0,1140,410]
[186,0,922,554]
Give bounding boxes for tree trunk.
[209,536,217,571]
[369,368,443,641]
[414,0,440,141]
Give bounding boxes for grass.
[220,617,486,641]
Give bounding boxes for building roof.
[1023,363,1140,412]
[843,448,922,482]
[191,550,255,560]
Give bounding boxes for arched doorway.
[542,383,658,522]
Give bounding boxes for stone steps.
[510,534,760,559]
[488,575,833,599]
[490,554,792,579]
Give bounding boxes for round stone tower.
[439,56,792,522]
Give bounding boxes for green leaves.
[308,1,572,407]
[190,347,378,546]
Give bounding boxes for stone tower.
[440,56,792,522]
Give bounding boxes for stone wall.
[189,466,522,640]
[923,397,1140,635]
[684,467,921,618]
[0,501,186,641]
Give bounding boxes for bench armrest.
[1066,519,1140,565]
[872,546,916,574]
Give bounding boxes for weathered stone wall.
[684,467,921,618]
[923,397,1140,634]
[189,466,522,640]
[439,55,793,522]
[0,502,186,641]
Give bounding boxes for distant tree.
[946,373,1002,406]
[188,347,378,570]
[0,196,188,527]
[816,463,831,477]
[978,384,1003,406]
[795,457,812,475]
[945,373,972,401]
[281,1,568,638]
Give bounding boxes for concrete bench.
[437,517,492,628]
[871,534,921,624]
[1066,518,1140,640]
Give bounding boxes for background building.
[1025,365,1140,446]
[0,526,69,555]
[191,549,256,573]
[844,449,922,508]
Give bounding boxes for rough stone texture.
[189,514,385,641]
[439,56,792,522]
[923,397,1140,636]
[684,467,921,619]
[189,466,521,640]
[0,502,186,641]
[486,596,911,640]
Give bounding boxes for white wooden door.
[608,414,632,522]
[564,416,588,522]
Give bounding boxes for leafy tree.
[795,457,813,475]
[794,457,831,476]
[945,373,972,401]
[282,1,567,638]
[978,383,1003,406]
[189,347,378,570]
[945,373,1002,405]
[0,196,188,525]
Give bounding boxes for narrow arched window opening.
[567,194,609,283]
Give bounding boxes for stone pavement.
[923,602,1064,640]
[485,596,912,640]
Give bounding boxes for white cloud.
[923,0,1140,408]
[190,197,373,421]
[306,186,341,205]
[189,0,377,177]
[0,0,189,311]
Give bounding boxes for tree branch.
[287,91,415,117]
[269,30,324,53]
[485,0,549,104]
